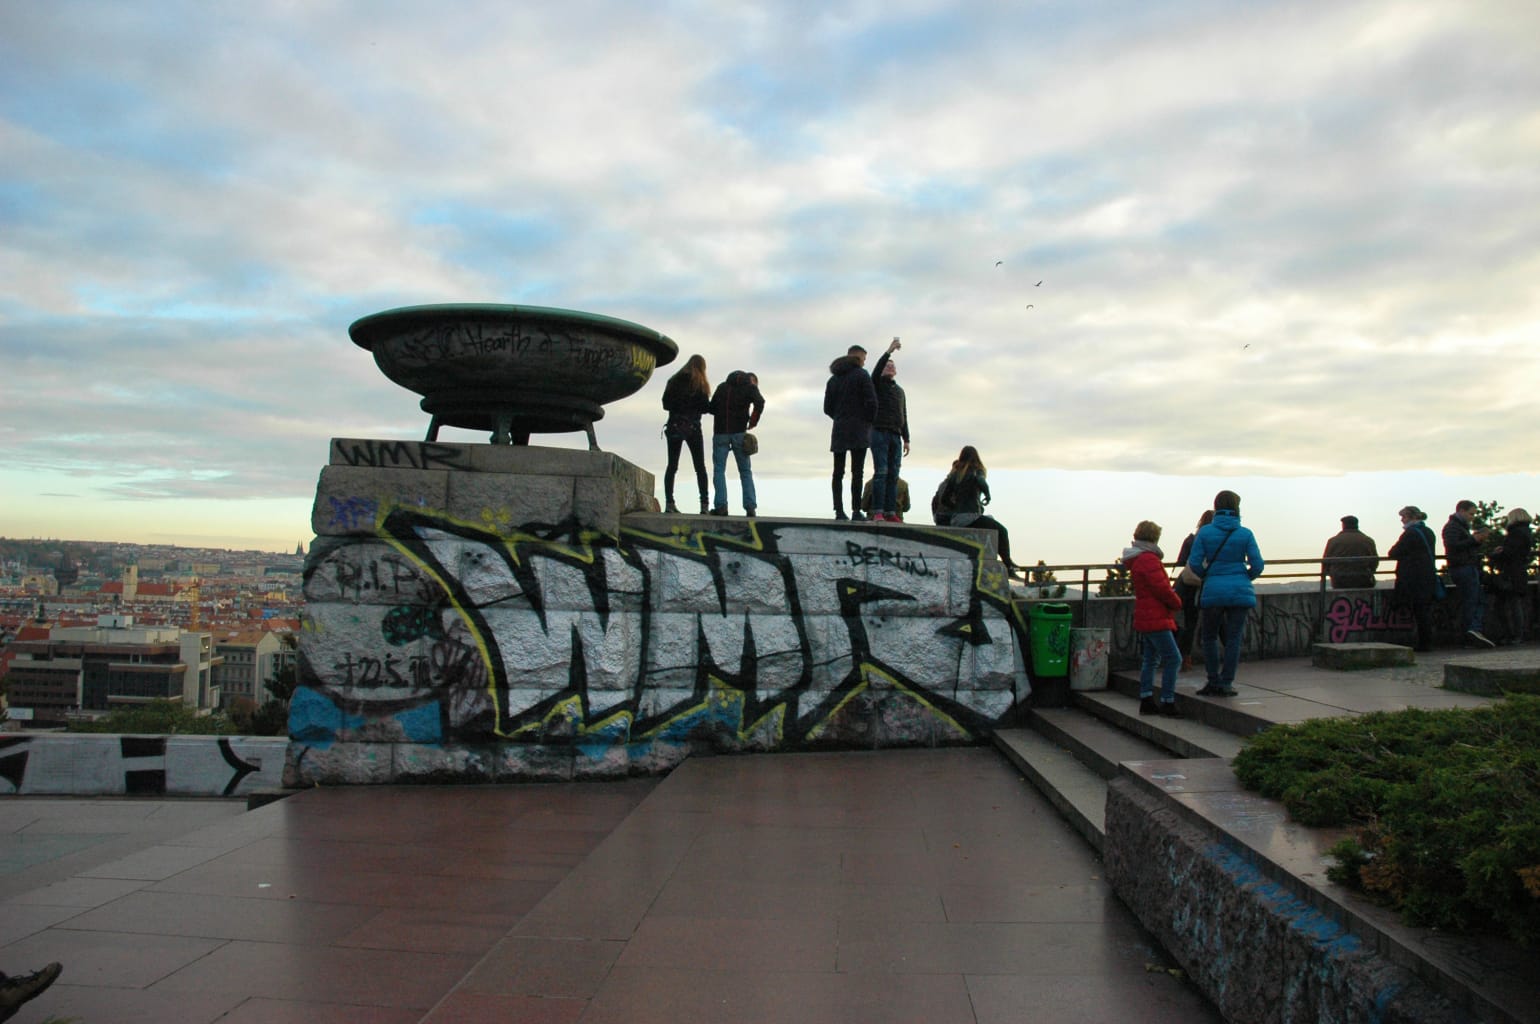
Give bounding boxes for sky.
[2,0,1537,568]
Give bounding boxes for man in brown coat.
[1323,515,1379,589]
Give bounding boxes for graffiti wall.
[291,442,1032,784]
[0,734,287,796]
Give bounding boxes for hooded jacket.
[1123,542,1182,632]
[1187,510,1265,608]
[1388,520,1439,603]
[710,371,764,435]
[823,355,877,452]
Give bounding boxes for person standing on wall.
[824,344,877,521]
[1443,499,1495,648]
[1322,515,1379,589]
[1124,520,1185,718]
[660,354,712,515]
[1490,507,1533,645]
[868,337,910,522]
[708,370,764,518]
[1187,490,1265,697]
[1389,505,1439,652]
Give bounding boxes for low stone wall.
[289,439,1033,785]
[0,733,288,796]
[1104,760,1537,1024]
[1062,585,1478,671]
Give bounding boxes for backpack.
[931,474,957,525]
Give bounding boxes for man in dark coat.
[1322,515,1379,588]
[823,344,877,521]
[708,370,764,517]
[868,337,910,522]
[1389,505,1439,652]
[1442,499,1494,647]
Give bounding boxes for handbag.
[1177,565,1202,587]
[741,432,759,456]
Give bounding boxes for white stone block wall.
[289,440,1032,784]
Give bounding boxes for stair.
[993,668,1264,851]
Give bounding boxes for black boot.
[849,479,866,522]
[832,479,848,521]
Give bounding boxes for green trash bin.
[1027,602,1073,677]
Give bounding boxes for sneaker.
[834,510,849,521]
[0,962,63,1015]
[870,512,888,522]
[1214,687,1238,697]
[1139,697,1159,715]
[1467,630,1497,649]
[1158,702,1184,718]
[850,511,868,522]
[744,507,756,518]
[709,507,728,517]
[891,513,904,522]
[1195,684,1223,696]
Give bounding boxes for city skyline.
[2,1,1536,565]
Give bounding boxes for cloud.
[1,0,1537,556]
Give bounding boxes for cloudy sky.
[2,0,1537,566]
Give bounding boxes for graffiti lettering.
[845,541,939,579]
[332,439,465,471]
[327,496,378,530]
[1325,596,1411,644]
[298,511,1031,749]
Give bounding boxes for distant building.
[212,631,282,708]
[3,615,219,727]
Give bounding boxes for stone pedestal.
[1311,642,1415,670]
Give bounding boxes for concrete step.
[1027,706,1172,779]
[1073,690,1247,761]
[1108,670,1273,741]
[991,728,1107,853]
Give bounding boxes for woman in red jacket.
[1122,520,1185,717]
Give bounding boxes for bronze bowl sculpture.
[349,303,678,448]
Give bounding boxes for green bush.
[1234,696,1540,946]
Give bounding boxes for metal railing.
[1018,555,1422,626]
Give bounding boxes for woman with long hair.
[942,445,1023,578]
[661,354,712,514]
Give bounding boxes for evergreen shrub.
[1233,695,1540,946]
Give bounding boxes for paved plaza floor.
[6,643,1536,1023]
[1,747,1218,1023]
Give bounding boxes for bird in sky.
[1026,304,1034,310]
[995,260,1003,267]
[1035,281,1042,287]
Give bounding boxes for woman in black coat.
[661,354,712,514]
[1388,505,1439,652]
[1490,508,1533,644]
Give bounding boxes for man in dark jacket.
[1322,515,1378,588]
[1442,499,1494,647]
[1390,505,1440,651]
[709,371,764,517]
[824,344,877,521]
[868,337,910,522]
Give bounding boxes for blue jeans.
[1449,564,1485,633]
[712,433,756,512]
[870,429,903,514]
[1201,606,1249,688]
[1139,630,1181,702]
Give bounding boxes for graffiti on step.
[0,734,275,796]
[294,508,1030,749]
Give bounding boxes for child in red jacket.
[1121,520,1184,717]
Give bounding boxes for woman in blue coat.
[1186,490,1265,697]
